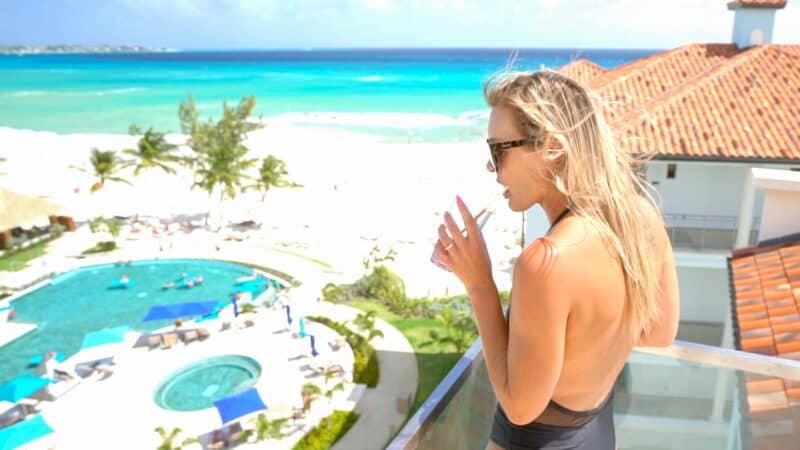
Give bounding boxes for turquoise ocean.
[0,48,655,141]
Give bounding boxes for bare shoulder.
[515,234,578,293]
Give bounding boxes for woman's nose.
[486,160,495,173]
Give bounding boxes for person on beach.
[432,70,679,450]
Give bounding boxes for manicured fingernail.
[456,195,463,205]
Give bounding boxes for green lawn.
[348,298,468,415]
[0,236,59,272]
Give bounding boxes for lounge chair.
[291,407,306,423]
[326,364,345,375]
[146,334,161,350]
[207,440,226,450]
[241,315,256,328]
[308,362,325,376]
[92,363,114,380]
[328,338,345,351]
[161,333,179,350]
[182,330,198,344]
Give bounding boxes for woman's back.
[543,196,672,411]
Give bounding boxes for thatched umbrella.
[0,188,63,249]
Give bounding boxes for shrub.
[81,241,117,255]
[321,282,346,303]
[308,316,379,387]
[292,410,359,450]
[240,303,257,314]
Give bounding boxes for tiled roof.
[614,45,800,161]
[729,236,800,448]
[728,0,788,9]
[589,44,741,120]
[555,43,800,162]
[556,59,606,86]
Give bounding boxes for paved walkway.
[314,302,418,450]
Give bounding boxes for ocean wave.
[94,87,146,96]
[3,87,146,98]
[4,90,46,97]
[355,75,392,83]
[269,112,475,130]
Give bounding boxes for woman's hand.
[433,196,495,292]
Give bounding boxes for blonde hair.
[483,70,663,340]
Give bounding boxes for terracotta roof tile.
[556,43,800,162]
[728,0,788,8]
[556,59,606,86]
[730,235,800,446]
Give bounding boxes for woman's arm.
[469,239,569,425]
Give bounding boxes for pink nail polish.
[456,195,463,205]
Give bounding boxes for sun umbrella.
[0,375,53,403]
[142,300,219,322]
[231,294,240,318]
[0,414,54,450]
[213,387,268,425]
[26,352,65,368]
[309,335,319,358]
[80,326,130,350]
[285,304,292,325]
[298,317,307,338]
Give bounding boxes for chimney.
[727,1,787,48]
[751,168,800,242]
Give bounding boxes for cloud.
[16,0,800,49]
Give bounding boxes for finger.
[434,241,453,269]
[443,212,466,249]
[456,196,479,237]
[437,224,453,248]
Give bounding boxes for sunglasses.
[486,136,543,171]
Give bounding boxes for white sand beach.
[0,121,522,297]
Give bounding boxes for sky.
[1,0,799,50]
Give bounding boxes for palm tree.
[122,125,182,176]
[248,155,291,202]
[351,311,385,343]
[71,148,129,192]
[154,426,198,450]
[179,94,261,225]
[251,414,287,441]
[421,306,478,353]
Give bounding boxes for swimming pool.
[0,259,280,383]
[153,355,262,411]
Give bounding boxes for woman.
[433,70,680,450]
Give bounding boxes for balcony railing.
[388,340,800,450]
[663,214,761,251]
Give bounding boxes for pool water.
[153,355,261,411]
[0,259,279,383]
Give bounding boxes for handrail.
[387,338,800,450]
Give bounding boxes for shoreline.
[0,124,520,298]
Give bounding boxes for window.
[667,163,677,179]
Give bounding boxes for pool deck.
[0,321,36,349]
[3,224,419,449]
[32,306,360,449]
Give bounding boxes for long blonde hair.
[483,70,663,340]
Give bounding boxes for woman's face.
[487,105,556,212]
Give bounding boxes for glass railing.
[663,214,761,251]
[388,340,800,450]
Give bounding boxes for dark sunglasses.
[486,136,543,171]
